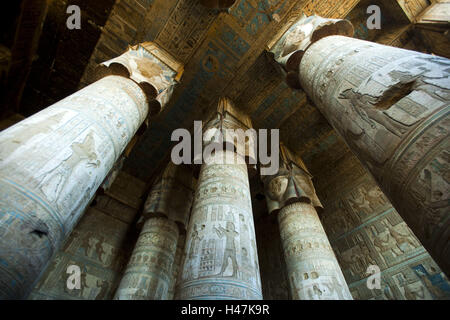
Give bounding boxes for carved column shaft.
[178,98,262,299]
[299,35,450,275]
[114,163,194,300]
[168,233,186,300]
[178,150,262,300]
[0,75,148,299]
[262,145,352,300]
[278,202,352,300]
[0,43,181,299]
[114,217,179,300]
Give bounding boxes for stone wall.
[29,171,147,300]
[315,153,450,300]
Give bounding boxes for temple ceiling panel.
[9,0,438,183]
[125,0,368,181]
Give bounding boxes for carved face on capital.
[267,176,288,201]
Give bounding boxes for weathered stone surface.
[29,206,136,300]
[279,202,353,300]
[114,217,179,300]
[262,145,323,215]
[114,161,194,300]
[299,35,450,276]
[316,153,450,300]
[168,232,187,300]
[415,2,450,59]
[101,156,126,192]
[143,163,195,229]
[270,15,353,89]
[177,150,262,300]
[0,75,148,299]
[262,145,351,300]
[96,43,184,115]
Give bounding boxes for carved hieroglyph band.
[279,202,353,300]
[0,76,148,299]
[114,217,179,300]
[299,35,450,276]
[177,150,262,300]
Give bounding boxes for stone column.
[262,144,352,300]
[296,35,450,276]
[269,15,354,89]
[168,233,187,300]
[177,97,262,300]
[114,163,194,300]
[114,217,180,300]
[0,43,182,299]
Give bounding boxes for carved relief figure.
[95,236,106,263]
[339,88,409,138]
[215,222,239,277]
[189,224,204,258]
[382,221,419,253]
[348,186,373,217]
[37,132,100,203]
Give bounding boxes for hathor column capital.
[261,145,352,300]
[177,97,262,300]
[143,163,196,231]
[269,15,354,89]
[95,42,184,116]
[200,97,257,167]
[261,143,323,215]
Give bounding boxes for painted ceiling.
[123,0,425,182]
[13,0,434,185]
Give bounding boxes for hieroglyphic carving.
[302,0,360,19]
[349,253,450,300]
[299,35,450,276]
[0,75,148,299]
[29,207,135,300]
[397,0,430,22]
[261,144,351,299]
[177,148,262,299]
[114,217,179,300]
[114,162,194,300]
[320,167,450,299]
[152,0,218,64]
[168,233,187,300]
[0,42,182,298]
[279,202,353,300]
[143,162,195,229]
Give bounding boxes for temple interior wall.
[314,154,450,300]
[29,172,147,300]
